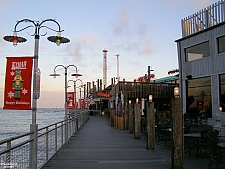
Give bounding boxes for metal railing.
[0,110,89,169]
[181,0,225,37]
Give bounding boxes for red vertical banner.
[67,92,75,109]
[4,57,33,110]
[81,99,85,109]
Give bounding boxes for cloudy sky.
[0,0,215,108]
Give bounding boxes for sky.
[0,0,216,108]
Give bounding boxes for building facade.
[176,0,225,128]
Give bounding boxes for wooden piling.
[171,98,183,169]
[146,102,155,149]
[134,103,140,139]
[128,104,133,134]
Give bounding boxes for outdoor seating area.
[185,112,209,127]
[152,113,225,169]
[155,118,172,146]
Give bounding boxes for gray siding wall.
[177,23,225,119]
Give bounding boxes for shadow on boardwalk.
[42,116,218,169]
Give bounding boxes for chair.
[184,120,191,134]
[206,130,225,169]
[199,129,210,158]
[155,124,171,146]
[199,112,208,126]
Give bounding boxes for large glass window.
[220,74,225,112]
[185,41,210,62]
[218,36,225,54]
[187,77,212,117]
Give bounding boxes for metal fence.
[0,110,89,169]
[182,0,225,37]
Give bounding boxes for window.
[220,74,225,112]
[187,77,212,117]
[185,41,210,62]
[218,36,225,54]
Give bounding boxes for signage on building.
[97,92,111,98]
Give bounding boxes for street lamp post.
[68,79,83,112]
[148,66,154,82]
[50,65,81,143]
[79,85,84,110]
[3,19,70,169]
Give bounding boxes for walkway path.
[43,116,170,169]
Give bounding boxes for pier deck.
[42,116,211,169]
[42,116,170,169]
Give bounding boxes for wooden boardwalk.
[42,116,170,169]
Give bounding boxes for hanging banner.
[67,92,75,109]
[3,57,33,110]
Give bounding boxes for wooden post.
[128,104,133,134]
[124,102,129,130]
[124,91,128,130]
[114,111,117,128]
[171,98,183,169]
[146,102,155,149]
[134,103,140,139]
[110,108,115,126]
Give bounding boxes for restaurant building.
[176,0,225,133]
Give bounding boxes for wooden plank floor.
[42,116,170,169]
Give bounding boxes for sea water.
[0,108,65,141]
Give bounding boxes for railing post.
[46,128,49,161]
[76,116,79,132]
[61,122,63,146]
[69,120,72,137]
[73,117,76,134]
[6,141,11,165]
[55,124,57,152]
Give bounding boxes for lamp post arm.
[13,19,64,36]
[67,80,74,83]
[53,65,66,74]
[39,19,63,32]
[75,79,83,85]
[67,65,78,73]
[14,19,36,31]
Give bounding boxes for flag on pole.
[67,92,75,109]
[3,57,33,110]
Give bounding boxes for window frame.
[185,41,210,62]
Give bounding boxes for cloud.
[139,40,154,56]
[0,0,20,11]
[137,24,148,39]
[112,8,131,37]
[123,42,140,52]
[63,31,101,63]
[0,0,6,10]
